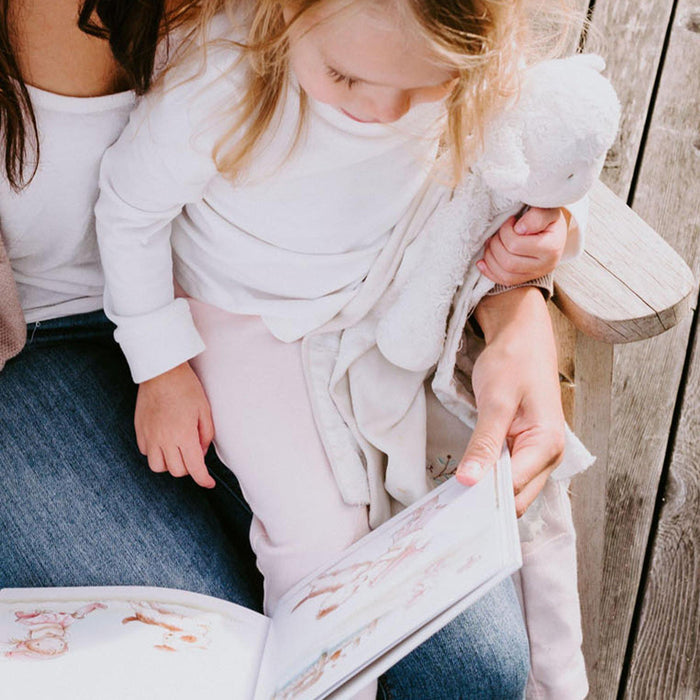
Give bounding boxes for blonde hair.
[172,0,582,183]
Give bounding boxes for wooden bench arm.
[553,180,696,344]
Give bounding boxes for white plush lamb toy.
[375,54,620,372]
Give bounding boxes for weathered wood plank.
[621,1,700,695]
[624,317,700,697]
[554,182,696,344]
[580,1,700,697]
[602,319,693,695]
[569,333,613,680]
[586,0,676,199]
[550,303,613,684]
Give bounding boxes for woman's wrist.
[473,285,552,346]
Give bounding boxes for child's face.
[284,1,457,124]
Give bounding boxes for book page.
[256,453,520,700]
[0,586,270,700]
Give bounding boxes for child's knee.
[254,503,369,614]
[282,501,369,557]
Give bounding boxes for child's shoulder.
[200,8,249,48]
[132,11,250,143]
[158,10,248,91]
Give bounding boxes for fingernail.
[514,221,526,234]
[457,460,483,480]
[476,260,485,271]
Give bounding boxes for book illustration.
[272,619,380,700]
[290,494,447,620]
[0,461,519,700]
[402,552,481,608]
[121,601,211,652]
[2,599,225,662]
[427,453,459,483]
[270,545,483,700]
[2,602,106,660]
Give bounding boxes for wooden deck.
[572,1,699,696]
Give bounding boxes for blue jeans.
[377,580,529,698]
[0,311,528,698]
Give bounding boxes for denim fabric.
[0,311,262,609]
[377,578,529,699]
[0,311,529,698]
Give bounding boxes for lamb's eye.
[567,173,575,180]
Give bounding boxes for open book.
[0,453,521,700]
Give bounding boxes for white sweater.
[1,86,135,323]
[96,18,445,383]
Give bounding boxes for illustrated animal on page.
[375,54,621,372]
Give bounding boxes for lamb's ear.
[569,53,606,73]
[477,125,529,192]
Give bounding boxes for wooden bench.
[541,0,700,694]
[551,181,696,693]
[553,0,700,695]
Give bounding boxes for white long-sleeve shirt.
[1,86,134,322]
[96,16,445,383]
[96,15,587,384]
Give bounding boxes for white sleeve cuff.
[561,196,589,261]
[112,298,205,383]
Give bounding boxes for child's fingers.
[476,258,502,283]
[487,235,538,273]
[147,447,167,474]
[481,240,541,286]
[498,226,563,262]
[497,219,543,257]
[179,441,216,489]
[198,411,215,453]
[496,217,538,258]
[514,207,560,235]
[162,445,188,478]
[479,252,529,287]
[136,430,147,456]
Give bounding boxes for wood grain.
[570,332,614,680]
[586,0,676,199]
[625,322,700,697]
[578,0,700,694]
[554,183,696,344]
[622,1,700,694]
[577,0,700,697]
[601,319,693,696]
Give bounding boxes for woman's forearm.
[459,285,564,516]
[473,285,555,347]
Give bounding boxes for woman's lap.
[0,311,262,608]
[379,577,529,699]
[0,311,529,697]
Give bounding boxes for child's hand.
[477,207,568,286]
[135,362,216,489]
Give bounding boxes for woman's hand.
[135,362,216,488]
[477,207,568,286]
[455,287,565,516]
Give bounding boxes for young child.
[96,0,580,688]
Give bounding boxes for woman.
[0,0,567,696]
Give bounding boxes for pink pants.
[187,297,370,615]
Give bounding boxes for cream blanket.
[301,169,594,699]
[302,169,593,525]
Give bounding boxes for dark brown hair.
[0,0,37,191]
[0,0,180,190]
[77,0,166,94]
